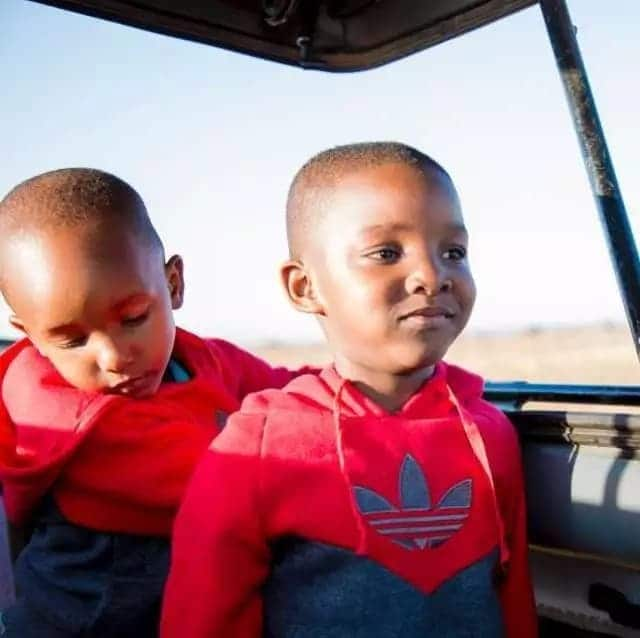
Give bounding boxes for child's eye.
[122,312,149,327]
[58,336,88,349]
[367,247,402,263]
[443,246,467,261]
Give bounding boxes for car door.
[485,381,640,636]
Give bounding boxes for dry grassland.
[253,324,640,385]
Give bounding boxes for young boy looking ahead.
[162,142,537,637]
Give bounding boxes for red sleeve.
[207,339,316,399]
[56,400,216,535]
[161,413,269,638]
[483,407,537,638]
[499,475,538,638]
[470,401,537,637]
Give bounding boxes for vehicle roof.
[33,0,537,71]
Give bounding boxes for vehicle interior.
[4,1,640,635]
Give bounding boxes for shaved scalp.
[286,142,452,258]
[0,168,163,254]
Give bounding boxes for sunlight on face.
[3,226,180,396]
[309,163,476,380]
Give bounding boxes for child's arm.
[208,339,318,399]
[499,476,538,638]
[161,413,269,638]
[490,410,538,638]
[58,401,220,535]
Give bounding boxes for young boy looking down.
[0,169,310,637]
[162,142,537,638]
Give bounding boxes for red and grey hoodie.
[162,363,537,638]
[0,327,304,636]
[0,327,303,534]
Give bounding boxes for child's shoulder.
[212,370,335,453]
[1,339,99,423]
[194,331,263,364]
[468,395,520,456]
[445,361,521,468]
[239,369,333,415]
[446,362,515,433]
[2,338,53,381]
[173,326,239,360]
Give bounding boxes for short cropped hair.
[286,142,451,258]
[0,168,163,253]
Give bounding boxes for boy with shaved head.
[162,142,537,638]
[0,168,313,637]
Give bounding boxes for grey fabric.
[0,499,14,610]
[3,494,169,637]
[264,539,504,638]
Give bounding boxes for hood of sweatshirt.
[242,361,485,420]
[0,328,235,530]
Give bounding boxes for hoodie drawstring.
[333,379,369,555]
[447,386,510,571]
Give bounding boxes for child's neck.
[333,356,435,413]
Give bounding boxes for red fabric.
[161,363,537,638]
[0,328,304,535]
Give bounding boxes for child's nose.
[406,259,452,296]
[95,336,133,373]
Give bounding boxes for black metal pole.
[539,0,640,363]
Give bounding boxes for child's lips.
[400,305,455,320]
[109,371,156,397]
[399,305,455,329]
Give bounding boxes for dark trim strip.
[539,0,640,360]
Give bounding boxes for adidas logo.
[353,455,472,550]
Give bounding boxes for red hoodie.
[0,327,302,535]
[162,363,537,638]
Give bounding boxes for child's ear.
[280,260,324,315]
[165,255,185,310]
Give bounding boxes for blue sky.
[1,0,639,344]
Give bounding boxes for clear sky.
[1,0,639,344]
